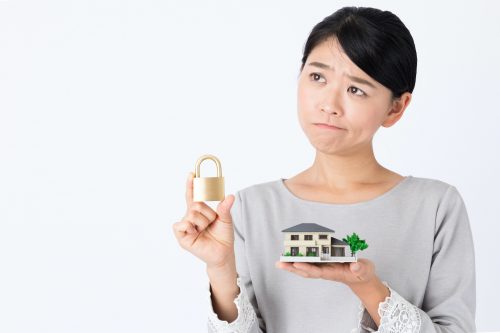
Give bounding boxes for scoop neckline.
[277,175,413,208]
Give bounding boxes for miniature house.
[279,223,357,263]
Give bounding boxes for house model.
[279,223,358,263]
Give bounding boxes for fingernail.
[352,263,360,271]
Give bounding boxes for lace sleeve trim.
[353,281,422,333]
[207,276,257,333]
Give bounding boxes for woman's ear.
[382,92,412,128]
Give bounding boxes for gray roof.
[332,238,348,245]
[281,223,335,233]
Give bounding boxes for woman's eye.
[348,86,366,96]
[309,73,326,83]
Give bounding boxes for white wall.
[1,0,499,331]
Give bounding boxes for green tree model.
[342,233,368,257]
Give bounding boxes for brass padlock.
[193,154,225,202]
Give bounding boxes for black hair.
[300,6,417,99]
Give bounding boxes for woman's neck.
[305,145,396,190]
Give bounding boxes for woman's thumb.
[349,260,370,282]
[350,262,362,273]
[216,194,235,223]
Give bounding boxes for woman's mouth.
[314,123,345,130]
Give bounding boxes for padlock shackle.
[194,154,223,178]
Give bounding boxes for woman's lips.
[314,123,345,130]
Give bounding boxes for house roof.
[281,223,335,233]
[332,238,348,245]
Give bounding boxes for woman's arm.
[356,185,476,333]
[173,173,261,332]
[207,258,239,322]
[207,191,264,333]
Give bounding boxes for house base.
[279,256,357,263]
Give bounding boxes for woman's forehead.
[307,39,369,79]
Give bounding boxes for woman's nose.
[320,90,343,116]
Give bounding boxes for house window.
[332,247,346,256]
[306,247,318,256]
[319,234,328,239]
[322,246,329,254]
[304,235,313,241]
[291,247,299,256]
[291,235,299,240]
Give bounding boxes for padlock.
[192,154,225,202]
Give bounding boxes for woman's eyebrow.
[346,74,377,89]
[308,61,377,89]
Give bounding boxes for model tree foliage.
[342,233,368,256]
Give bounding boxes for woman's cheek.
[353,109,380,130]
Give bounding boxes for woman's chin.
[310,141,346,155]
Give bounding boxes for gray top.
[208,175,476,332]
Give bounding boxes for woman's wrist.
[206,255,238,295]
[206,254,236,276]
[347,276,390,327]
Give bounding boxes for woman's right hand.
[173,171,236,269]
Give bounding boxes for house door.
[291,247,299,256]
[321,246,329,259]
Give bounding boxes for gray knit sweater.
[207,175,476,332]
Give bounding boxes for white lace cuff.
[356,282,422,333]
[207,276,257,333]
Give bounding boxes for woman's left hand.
[275,258,377,288]
[276,258,390,326]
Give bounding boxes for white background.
[1,0,499,332]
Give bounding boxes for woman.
[173,6,476,333]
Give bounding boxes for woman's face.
[297,37,400,156]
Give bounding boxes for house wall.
[283,232,332,256]
[282,232,352,257]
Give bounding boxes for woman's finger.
[186,209,213,232]
[172,220,197,240]
[275,262,316,278]
[285,266,310,278]
[320,260,373,284]
[275,259,375,285]
[291,262,323,278]
[190,201,217,223]
[185,172,194,207]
